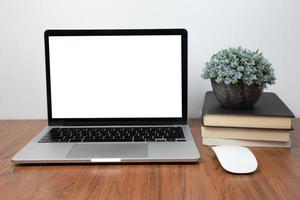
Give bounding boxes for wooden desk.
[0,119,299,200]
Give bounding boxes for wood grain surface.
[0,119,299,200]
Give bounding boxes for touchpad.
[66,144,148,158]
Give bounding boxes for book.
[201,126,290,142]
[202,91,294,129]
[202,137,292,148]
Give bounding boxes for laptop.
[12,29,200,164]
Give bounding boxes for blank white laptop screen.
[49,35,182,118]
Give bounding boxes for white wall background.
[0,0,299,119]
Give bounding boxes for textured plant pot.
[211,79,263,109]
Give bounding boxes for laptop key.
[176,139,186,142]
[146,138,155,142]
[60,138,71,143]
[155,139,166,142]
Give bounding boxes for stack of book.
[201,91,294,147]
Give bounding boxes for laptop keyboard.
[38,127,186,143]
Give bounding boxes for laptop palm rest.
[66,144,148,158]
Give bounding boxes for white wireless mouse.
[212,145,258,174]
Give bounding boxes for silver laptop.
[12,29,200,164]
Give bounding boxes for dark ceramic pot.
[211,79,263,109]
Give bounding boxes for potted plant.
[202,47,276,108]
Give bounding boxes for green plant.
[202,47,276,87]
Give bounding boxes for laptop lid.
[44,29,187,126]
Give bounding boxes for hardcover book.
[201,126,290,142]
[202,138,292,148]
[202,91,294,129]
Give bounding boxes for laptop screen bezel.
[44,29,187,126]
